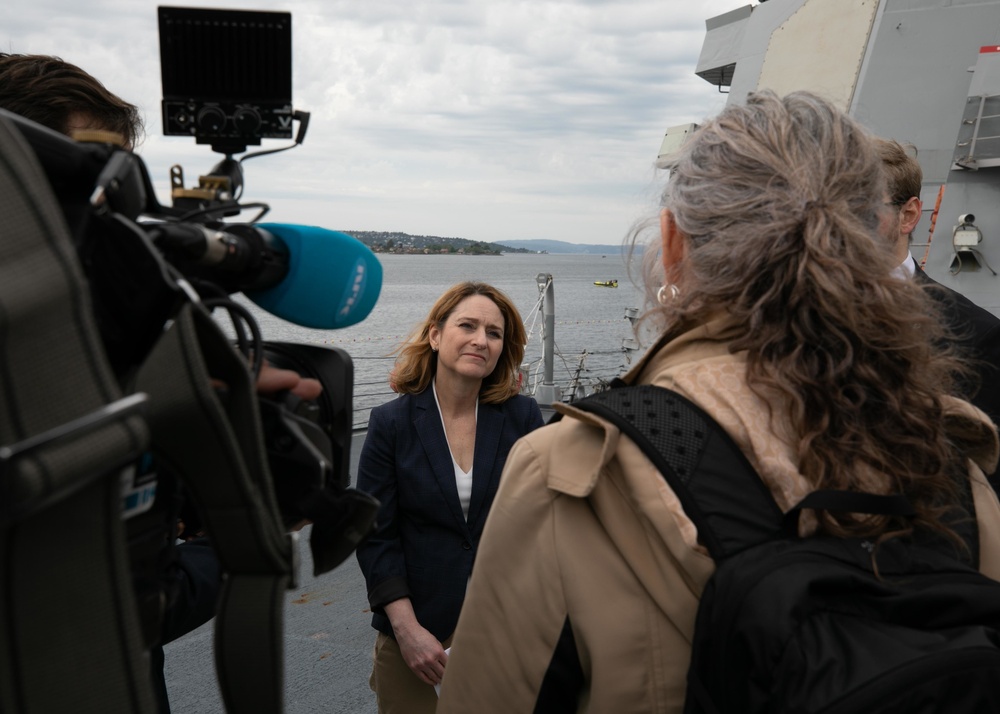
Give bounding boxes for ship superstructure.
[677,0,1000,315]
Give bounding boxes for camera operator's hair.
[631,89,967,544]
[875,138,922,204]
[0,53,143,149]
[391,282,526,404]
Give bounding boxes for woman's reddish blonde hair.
[390,282,527,404]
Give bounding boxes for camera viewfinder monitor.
[158,6,293,154]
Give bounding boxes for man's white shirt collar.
[893,252,916,280]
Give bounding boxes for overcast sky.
[5,0,744,245]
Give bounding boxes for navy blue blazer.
[916,263,1000,490]
[355,388,544,641]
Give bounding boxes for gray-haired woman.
[436,90,1000,713]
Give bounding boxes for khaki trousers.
[370,631,452,714]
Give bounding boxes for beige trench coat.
[437,317,1000,714]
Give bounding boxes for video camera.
[2,6,379,577]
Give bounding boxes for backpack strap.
[783,490,915,535]
[568,384,783,559]
[571,384,981,565]
[0,114,157,712]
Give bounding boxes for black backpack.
[570,383,1000,714]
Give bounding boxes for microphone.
[246,224,382,329]
[147,221,382,329]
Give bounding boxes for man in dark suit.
[877,138,1000,491]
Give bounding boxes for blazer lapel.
[413,388,468,529]
[913,257,932,284]
[467,402,505,528]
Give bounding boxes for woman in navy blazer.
[356,281,544,713]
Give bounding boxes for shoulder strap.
[568,384,783,559]
[573,384,981,565]
[136,302,294,714]
[0,115,156,712]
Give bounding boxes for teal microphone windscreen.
[246,224,382,329]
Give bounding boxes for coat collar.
[625,314,742,386]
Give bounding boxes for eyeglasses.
[883,199,909,207]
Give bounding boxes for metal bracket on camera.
[170,164,234,203]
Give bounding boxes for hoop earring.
[657,284,680,306]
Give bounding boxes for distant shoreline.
[342,230,630,256]
[368,251,507,255]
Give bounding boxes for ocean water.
[240,252,653,428]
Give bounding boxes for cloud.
[3,0,739,244]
